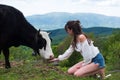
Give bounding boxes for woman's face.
[66,28,73,35]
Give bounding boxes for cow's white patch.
[39,31,54,59]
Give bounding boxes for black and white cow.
[0,4,54,68]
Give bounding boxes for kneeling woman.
[50,20,105,79]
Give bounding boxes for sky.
[0,0,120,17]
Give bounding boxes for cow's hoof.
[5,66,11,69]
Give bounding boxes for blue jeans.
[92,53,105,68]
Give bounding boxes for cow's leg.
[0,49,1,54]
[3,48,11,68]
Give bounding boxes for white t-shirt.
[58,39,99,66]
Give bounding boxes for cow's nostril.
[50,55,54,60]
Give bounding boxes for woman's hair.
[65,20,90,48]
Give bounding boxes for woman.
[50,20,105,79]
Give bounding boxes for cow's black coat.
[0,4,46,68]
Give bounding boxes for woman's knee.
[74,71,84,77]
[68,68,74,74]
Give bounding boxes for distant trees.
[101,30,120,70]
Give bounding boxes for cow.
[0,4,54,68]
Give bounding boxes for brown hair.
[65,20,91,48]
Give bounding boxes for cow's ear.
[38,29,40,34]
[35,29,40,43]
[38,29,40,32]
[36,29,41,36]
[47,32,51,35]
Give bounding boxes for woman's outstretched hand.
[49,58,59,62]
[49,58,59,66]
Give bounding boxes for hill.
[49,27,120,45]
[26,12,120,30]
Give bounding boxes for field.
[0,53,119,80]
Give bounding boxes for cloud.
[69,0,120,7]
[0,0,120,17]
[88,0,120,6]
[97,0,120,6]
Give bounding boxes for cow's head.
[34,30,54,60]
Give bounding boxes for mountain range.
[26,12,120,30]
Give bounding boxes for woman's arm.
[50,45,74,62]
[58,45,74,60]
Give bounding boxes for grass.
[0,46,119,80]
[0,59,120,80]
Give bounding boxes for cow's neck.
[19,24,37,49]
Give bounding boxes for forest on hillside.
[49,27,120,45]
[0,30,120,80]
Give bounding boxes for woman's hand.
[49,58,59,66]
[49,58,59,62]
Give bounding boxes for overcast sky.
[1,0,120,17]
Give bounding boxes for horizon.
[1,0,120,17]
[26,12,120,18]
